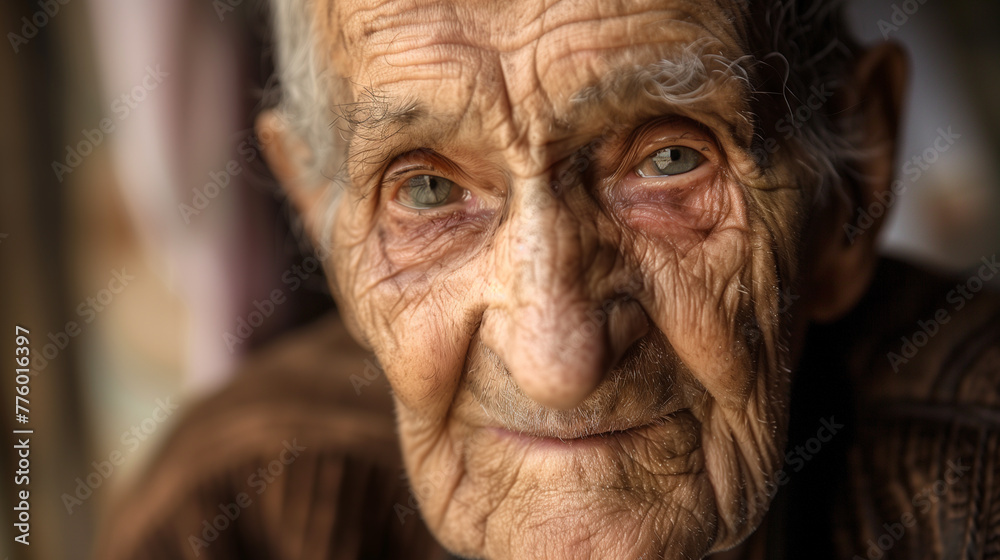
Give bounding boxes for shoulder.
[842,256,1000,408]
[834,257,1000,558]
[95,313,447,560]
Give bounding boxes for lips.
[482,409,702,466]
[490,408,690,443]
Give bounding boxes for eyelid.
[382,147,487,189]
[633,136,715,164]
[634,146,706,177]
[615,115,717,153]
[382,161,441,188]
[605,133,717,187]
[381,150,482,213]
[381,150,510,208]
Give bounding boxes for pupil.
[411,175,450,205]
[654,149,681,171]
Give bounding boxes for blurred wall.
[2,1,331,558]
[848,0,1000,269]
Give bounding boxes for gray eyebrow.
[560,42,755,137]
[334,88,427,143]
[570,59,715,108]
[331,87,439,178]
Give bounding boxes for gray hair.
[744,0,866,208]
[268,0,344,186]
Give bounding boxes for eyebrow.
[559,50,756,147]
[335,88,428,143]
[334,88,442,182]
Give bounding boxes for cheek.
[377,202,495,272]
[624,179,756,401]
[330,202,489,415]
[611,167,732,248]
[341,189,495,295]
[382,320,466,413]
[357,274,476,416]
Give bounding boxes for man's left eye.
[635,146,704,178]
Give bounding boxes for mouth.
[488,409,693,450]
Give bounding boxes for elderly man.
[99,0,1000,559]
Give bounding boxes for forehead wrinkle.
[329,0,755,178]
[337,0,494,74]
[491,0,742,52]
[338,0,461,43]
[497,9,749,155]
[334,0,746,81]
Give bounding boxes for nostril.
[511,338,609,410]
[487,297,652,411]
[476,301,607,410]
[606,298,650,369]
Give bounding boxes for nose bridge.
[505,181,592,305]
[484,175,623,410]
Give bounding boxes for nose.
[481,183,648,410]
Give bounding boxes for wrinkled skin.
[261,0,894,558]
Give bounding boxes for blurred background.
[0,0,998,558]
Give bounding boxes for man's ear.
[256,110,327,240]
[806,42,908,323]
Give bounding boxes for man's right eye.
[395,174,467,209]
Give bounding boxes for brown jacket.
[94,316,450,560]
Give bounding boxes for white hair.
[269,0,344,187]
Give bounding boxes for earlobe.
[256,110,327,237]
[806,42,908,323]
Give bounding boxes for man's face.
[316,0,807,557]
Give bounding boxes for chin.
[396,403,778,560]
